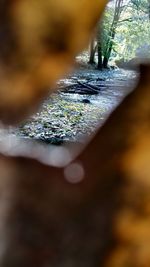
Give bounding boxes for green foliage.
[117,1,149,60]
[98,0,150,63]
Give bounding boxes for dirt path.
[9,67,137,144]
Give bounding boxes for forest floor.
[8,65,137,145]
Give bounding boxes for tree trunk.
[103,56,109,69]
[88,38,96,65]
[97,42,103,70]
[103,31,115,69]
[96,20,103,70]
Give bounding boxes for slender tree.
[103,0,124,68]
[88,37,97,65]
[96,22,103,69]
